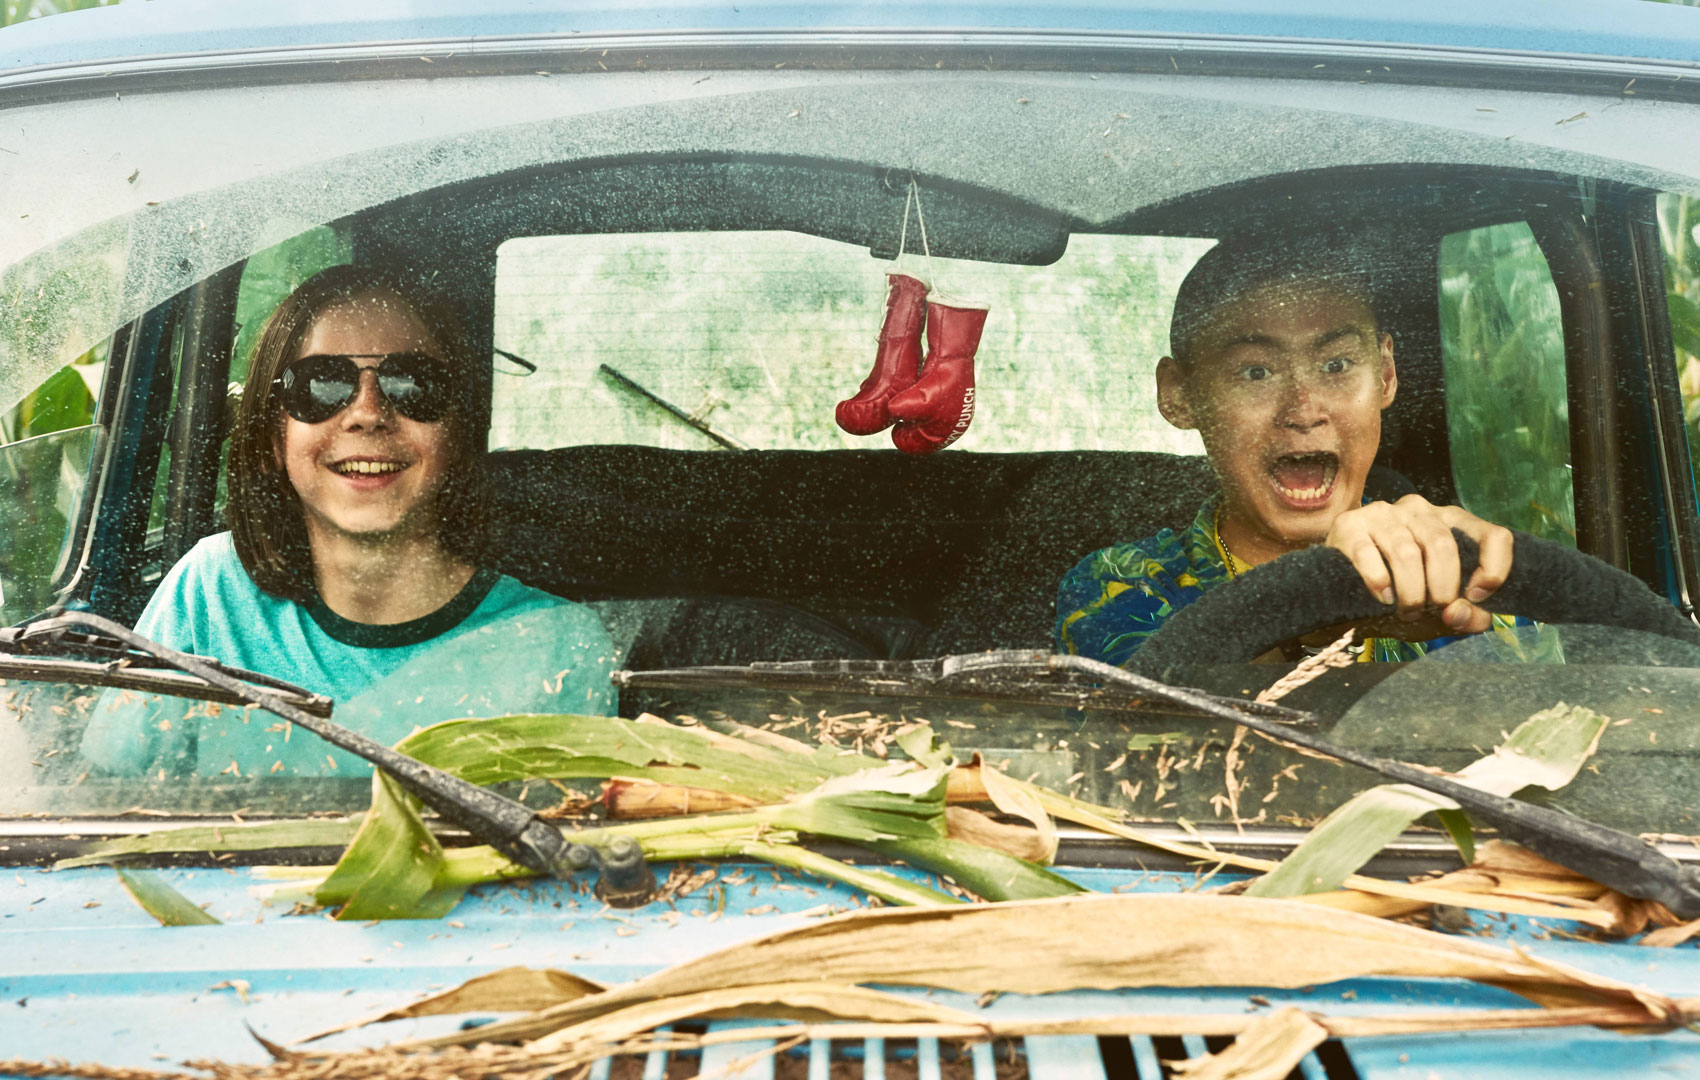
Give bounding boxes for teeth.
[1273,459,1337,502]
[1278,484,1331,500]
[336,460,403,475]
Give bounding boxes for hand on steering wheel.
[1325,494,1513,637]
[1128,524,1700,680]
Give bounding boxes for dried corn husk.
[1169,1007,1329,1080]
[402,892,1692,1049]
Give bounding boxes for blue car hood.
[4,862,1699,1076]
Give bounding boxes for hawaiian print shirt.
[1055,497,1546,667]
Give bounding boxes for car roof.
[6,0,1700,75]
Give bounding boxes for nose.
[1275,372,1326,432]
[338,368,394,430]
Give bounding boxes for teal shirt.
[80,532,617,777]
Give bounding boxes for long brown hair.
[226,264,487,602]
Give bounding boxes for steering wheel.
[1127,529,1700,679]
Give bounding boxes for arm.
[78,552,209,776]
[1055,543,1197,667]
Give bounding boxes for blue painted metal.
[6,0,1700,74]
[4,863,1700,1074]
[807,1036,832,1080]
[917,1036,944,1080]
[863,1036,887,1080]
[1127,1035,1166,1077]
[4,6,1700,1075]
[1024,1034,1108,1080]
[643,1047,672,1079]
[698,1020,776,1080]
[1296,1046,1329,1080]
[644,1026,674,1080]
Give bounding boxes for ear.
[1377,332,1397,408]
[1156,355,1198,429]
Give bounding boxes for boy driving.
[1056,236,1517,665]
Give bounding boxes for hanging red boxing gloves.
[888,294,988,455]
[837,180,988,455]
[835,271,928,436]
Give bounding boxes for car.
[5,0,1700,1074]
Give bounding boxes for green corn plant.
[70,713,1078,919]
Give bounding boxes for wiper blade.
[622,650,1700,918]
[1041,654,1700,920]
[613,649,1319,727]
[0,620,334,717]
[21,612,654,906]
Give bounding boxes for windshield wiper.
[9,612,656,906]
[619,650,1700,919]
[0,620,335,717]
[613,649,1321,727]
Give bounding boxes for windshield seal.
[9,32,1700,107]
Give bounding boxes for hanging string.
[909,178,938,288]
[895,181,915,270]
[893,179,937,288]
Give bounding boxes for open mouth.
[332,459,407,476]
[1267,451,1338,507]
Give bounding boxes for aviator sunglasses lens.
[274,357,356,423]
[276,353,448,423]
[376,356,448,422]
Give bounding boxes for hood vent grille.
[1121,1035,1359,1079]
[585,1026,1359,1080]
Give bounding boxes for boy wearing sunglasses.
[81,266,616,778]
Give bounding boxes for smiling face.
[1157,278,1396,561]
[279,290,458,547]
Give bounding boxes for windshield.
[12,69,1700,416]
[6,55,1700,843]
[4,623,1698,833]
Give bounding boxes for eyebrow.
[1217,332,1281,351]
[1310,325,1369,351]
[1210,323,1372,359]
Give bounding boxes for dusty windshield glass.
[6,63,1700,837]
[5,624,1697,829]
[11,69,1700,412]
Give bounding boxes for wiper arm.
[17,612,655,906]
[613,649,1320,727]
[1039,654,1700,920]
[0,620,334,718]
[620,650,1700,918]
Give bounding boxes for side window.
[0,346,102,619]
[140,226,352,549]
[202,225,353,521]
[1438,221,1576,545]
[230,225,354,386]
[490,231,1211,454]
[1654,193,1700,514]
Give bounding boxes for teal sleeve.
[78,549,207,776]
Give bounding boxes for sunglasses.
[272,352,454,424]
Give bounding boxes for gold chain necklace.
[1212,503,1247,578]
